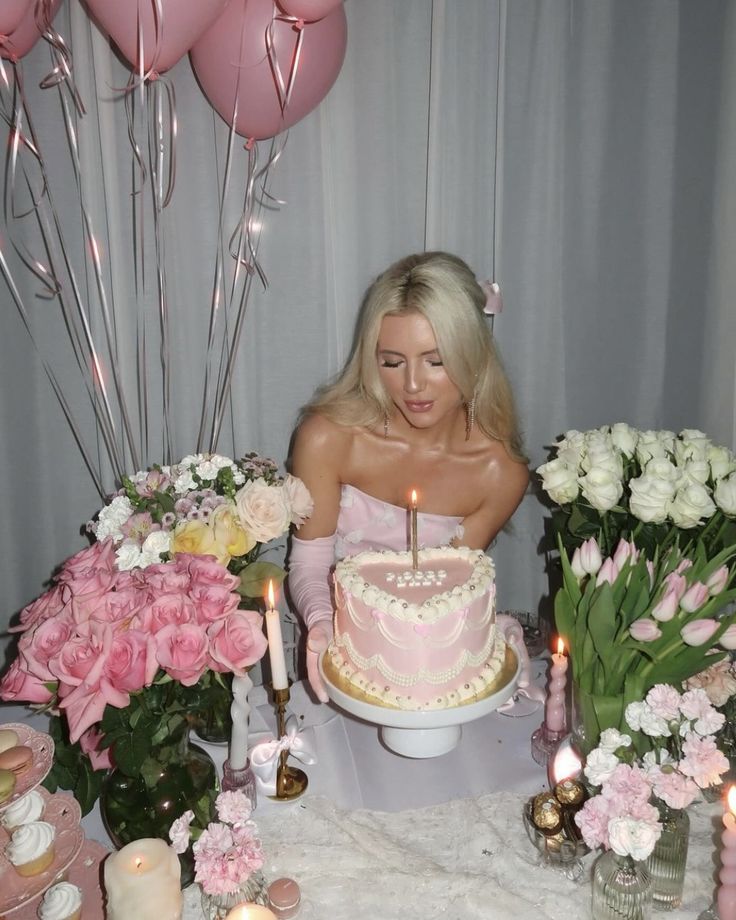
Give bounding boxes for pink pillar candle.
[718,787,736,920]
[544,638,568,733]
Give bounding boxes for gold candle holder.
[269,686,308,801]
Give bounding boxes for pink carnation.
[650,768,699,810]
[645,684,681,721]
[575,796,611,850]
[215,790,253,826]
[679,735,730,789]
[169,810,195,855]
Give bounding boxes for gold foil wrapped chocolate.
[531,793,563,835]
[554,778,586,807]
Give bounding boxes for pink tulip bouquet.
[557,534,736,752]
[0,452,313,813]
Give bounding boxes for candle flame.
[556,636,565,656]
[134,857,143,870]
[728,785,736,815]
[411,489,417,508]
[551,744,581,784]
[267,580,275,610]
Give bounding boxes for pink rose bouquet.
[0,452,312,815]
[170,790,265,899]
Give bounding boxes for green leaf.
[238,561,285,599]
[586,584,618,684]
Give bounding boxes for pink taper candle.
[718,786,736,920]
[544,637,568,733]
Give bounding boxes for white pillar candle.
[265,580,289,690]
[225,905,277,919]
[229,670,253,770]
[104,839,182,920]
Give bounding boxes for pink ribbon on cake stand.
[249,716,317,796]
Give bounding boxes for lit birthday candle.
[544,637,568,733]
[410,488,418,570]
[225,905,277,919]
[717,785,736,920]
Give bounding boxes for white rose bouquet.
[537,425,736,559]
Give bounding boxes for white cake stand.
[319,647,521,759]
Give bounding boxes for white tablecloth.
[0,658,722,918]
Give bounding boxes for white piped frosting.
[6,820,55,866]
[38,881,82,920]
[1,789,44,829]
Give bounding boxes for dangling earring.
[465,396,476,441]
[383,412,389,439]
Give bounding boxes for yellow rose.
[211,503,256,561]
[171,519,219,559]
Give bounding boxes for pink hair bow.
[481,280,504,315]
[249,716,317,796]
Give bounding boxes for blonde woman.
[288,251,535,702]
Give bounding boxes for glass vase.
[592,851,653,920]
[192,673,234,744]
[100,721,219,887]
[200,871,269,919]
[645,804,689,910]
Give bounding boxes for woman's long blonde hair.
[305,251,527,461]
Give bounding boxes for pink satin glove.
[288,534,338,703]
[306,620,334,704]
[496,613,546,704]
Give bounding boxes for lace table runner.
[182,791,720,919]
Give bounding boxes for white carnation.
[624,701,647,732]
[174,471,198,494]
[638,706,671,738]
[583,747,620,787]
[140,530,171,565]
[179,454,204,468]
[115,541,144,571]
[94,495,134,541]
[196,460,220,481]
[608,816,661,861]
[598,728,632,754]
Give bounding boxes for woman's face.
[376,312,463,430]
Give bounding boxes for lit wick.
[410,489,418,570]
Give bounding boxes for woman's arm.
[289,414,348,701]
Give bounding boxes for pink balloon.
[1,0,61,61]
[0,0,31,37]
[276,0,343,23]
[83,0,228,74]
[191,0,347,140]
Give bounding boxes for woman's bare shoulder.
[293,412,352,456]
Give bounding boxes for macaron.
[0,767,17,804]
[0,728,19,754]
[268,878,301,919]
[0,745,33,776]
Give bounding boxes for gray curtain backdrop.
[1,1,734,657]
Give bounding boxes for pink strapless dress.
[334,484,464,560]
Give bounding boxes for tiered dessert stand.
[319,646,521,758]
[0,723,109,919]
